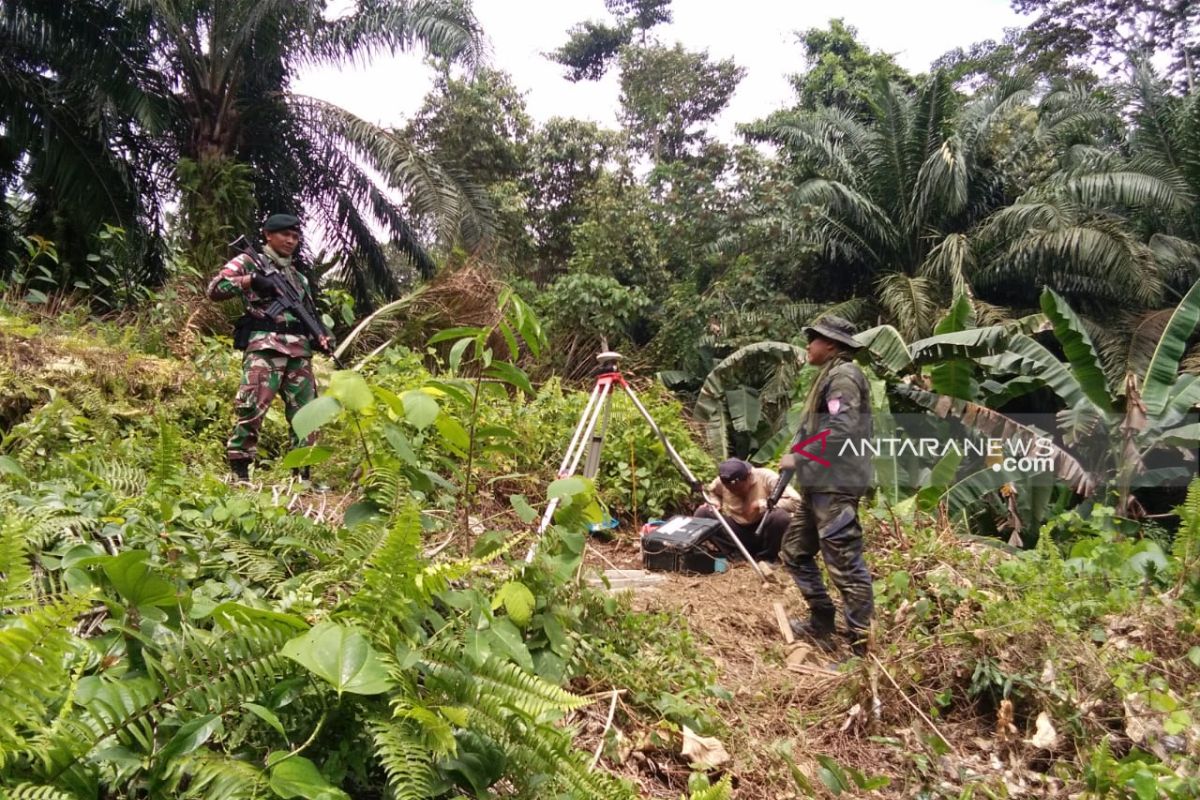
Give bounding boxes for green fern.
[2,784,80,800]
[1172,478,1200,579]
[146,417,183,520]
[0,595,89,765]
[0,515,33,607]
[370,719,440,800]
[220,540,287,586]
[687,774,734,800]
[176,752,268,800]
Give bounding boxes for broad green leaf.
[268,754,350,800]
[435,414,471,452]
[281,622,394,696]
[857,324,912,375]
[428,326,486,345]
[402,390,439,431]
[547,477,589,502]
[934,294,975,334]
[488,618,533,671]
[243,702,286,737]
[101,550,177,608]
[0,455,26,478]
[1143,276,1200,416]
[327,371,373,412]
[158,714,222,762]
[382,424,418,464]
[485,361,534,396]
[1040,289,1113,412]
[816,754,851,795]
[498,319,520,361]
[491,581,535,627]
[373,386,405,418]
[292,396,342,442]
[207,603,309,632]
[509,494,537,524]
[280,446,332,469]
[448,336,473,372]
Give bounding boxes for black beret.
[263,213,301,232]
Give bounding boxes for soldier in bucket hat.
[779,315,875,658]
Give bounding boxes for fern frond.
[1171,478,1200,574]
[220,540,287,587]
[176,752,269,800]
[370,719,440,800]
[688,774,734,800]
[84,457,146,497]
[143,621,299,720]
[146,417,183,518]
[424,644,587,720]
[0,514,34,606]
[0,594,89,764]
[3,784,80,800]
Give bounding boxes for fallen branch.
[870,653,958,757]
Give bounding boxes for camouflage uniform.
[207,246,319,466]
[780,354,875,640]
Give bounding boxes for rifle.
[229,235,344,368]
[749,466,795,542]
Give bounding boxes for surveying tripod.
[524,351,767,581]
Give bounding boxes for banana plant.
[899,281,1200,520]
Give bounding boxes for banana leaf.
[1164,373,1200,420]
[694,341,806,457]
[1143,276,1200,417]
[1040,288,1114,412]
[909,326,1009,366]
[857,324,912,376]
[981,334,1094,413]
[892,383,1097,496]
[917,448,965,510]
[928,294,981,399]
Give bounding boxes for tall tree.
[2,0,491,308]
[788,19,914,115]
[618,43,743,163]
[1013,0,1200,88]
[521,118,615,279]
[548,0,672,81]
[403,68,534,266]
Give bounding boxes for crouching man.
[695,458,800,562]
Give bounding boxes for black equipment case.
[641,516,724,574]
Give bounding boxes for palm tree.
[2,0,492,307]
[743,71,1036,340]
[973,68,1199,376]
[0,2,174,285]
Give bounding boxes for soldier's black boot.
[230,459,250,482]
[847,632,868,659]
[790,607,836,652]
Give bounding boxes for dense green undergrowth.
[0,305,726,799]
[2,305,1199,800]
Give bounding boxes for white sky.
[295,0,1028,138]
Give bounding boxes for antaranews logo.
[792,429,1058,475]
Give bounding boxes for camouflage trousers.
[227,350,318,464]
[780,492,875,635]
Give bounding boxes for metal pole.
[525,380,614,562]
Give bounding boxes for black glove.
[249,273,275,296]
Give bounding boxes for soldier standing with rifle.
[778,316,875,658]
[207,213,331,482]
